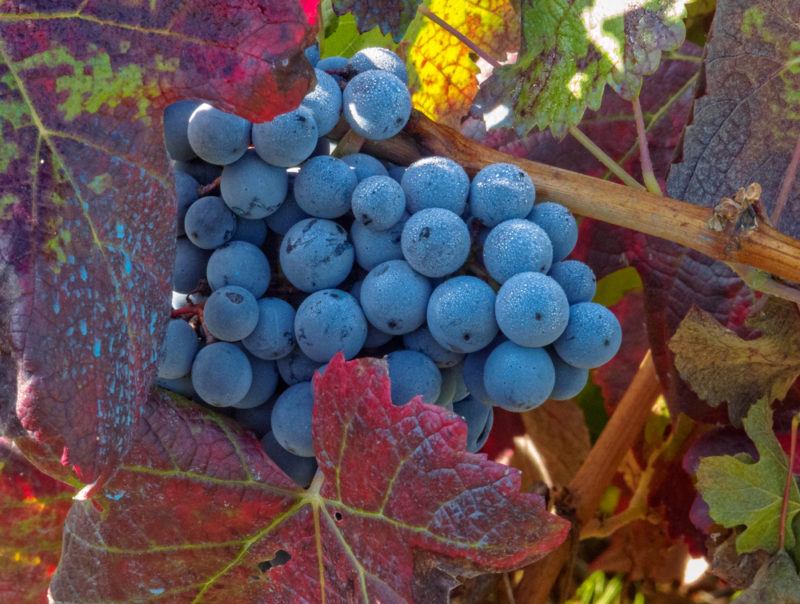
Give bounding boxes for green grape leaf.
[332,0,422,42]
[697,398,800,554]
[669,299,800,423]
[473,0,687,136]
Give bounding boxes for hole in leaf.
[334,511,343,522]
[258,550,291,573]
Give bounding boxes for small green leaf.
[473,0,687,136]
[322,3,395,58]
[697,398,800,555]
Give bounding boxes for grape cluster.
[160,45,622,487]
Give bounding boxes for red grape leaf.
[51,356,569,602]
[332,0,422,42]
[0,1,316,483]
[0,438,73,603]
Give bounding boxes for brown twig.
[330,128,366,158]
[514,351,661,603]
[778,413,800,551]
[568,126,645,190]
[365,112,800,284]
[197,175,221,197]
[632,95,662,195]
[417,5,502,69]
[771,134,800,227]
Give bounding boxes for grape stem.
[363,111,800,285]
[632,95,662,195]
[197,175,221,197]
[567,126,645,190]
[771,134,800,228]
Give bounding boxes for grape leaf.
[51,356,569,602]
[669,300,800,422]
[320,0,396,58]
[404,0,520,128]
[0,438,72,603]
[472,0,687,136]
[735,551,800,604]
[0,1,316,483]
[697,398,800,555]
[332,0,422,42]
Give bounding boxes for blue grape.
[164,100,202,161]
[207,240,271,297]
[401,156,469,215]
[343,70,411,140]
[402,326,464,368]
[279,218,354,292]
[387,350,442,405]
[427,276,498,353]
[469,163,535,227]
[401,208,470,278]
[265,190,309,235]
[191,342,253,406]
[548,260,596,304]
[270,382,315,457]
[221,150,288,219]
[462,344,497,404]
[294,290,367,362]
[435,363,465,410]
[351,215,405,270]
[293,156,358,218]
[553,302,622,369]
[351,175,406,231]
[187,103,251,166]
[157,319,199,379]
[453,396,494,452]
[529,202,578,262]
[311,137,336,157]
[349,47,408,83]
[484,342,555,412]
[304,43,320,66]
[495,272,569,347]
[242,297,296,360]
[202,285,259,341]
[451,362,469,402]
[341,153,389,181]
[386,162,406,183]
[261,431,318,487]
[277,347,324,385]
[184,195,237,250]
[172,158,222,185]
[172,238,210,293]
[349,280,393,348]
[482,219,553,283]
[301,68,342,136]
[232,217,268,247]
[235,399,275,437]
[156,374,196,399]
[232,356,279,409]
[174,170,199,236]
[360,260,431,335]
[548,352,589,400]
[252,106,318,168]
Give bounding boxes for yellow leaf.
[405,0,519,127]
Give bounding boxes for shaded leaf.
[51,356,569,602]
[472,0,687,136]
[670,300,800,422]
[590,519,689,583]
[0,438,72,603]
[735,551,800,604]
[405,0,519,128]
[697,398,800,554]
[0,2,315,482]
[321,0,395,58]
[332,0,422,41]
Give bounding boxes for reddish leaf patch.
[51,356,568,603]
[0,439,73,603]
[0,1,316,482]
